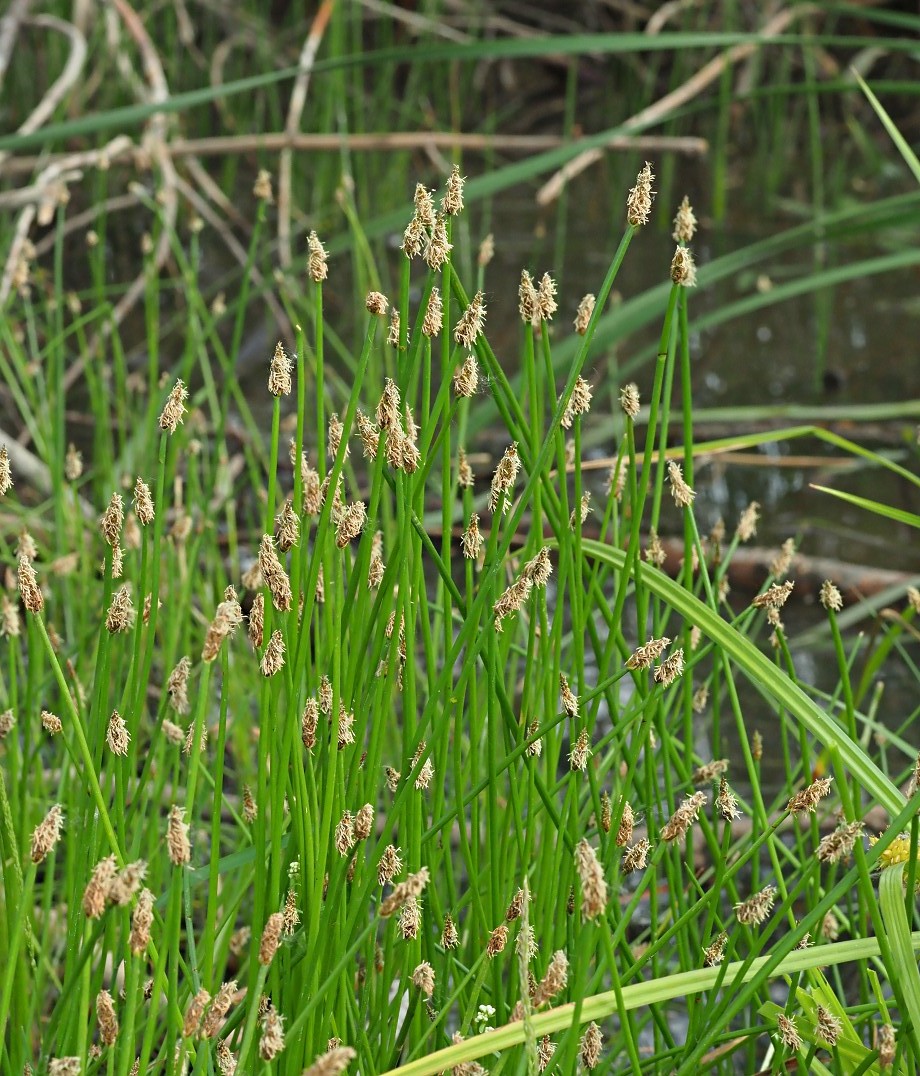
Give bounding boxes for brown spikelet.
[248,593,264,649]
[101,492,124,547]
[422,287,443,337]
[83,856,117,918]
[302,1044,358,1075]
[626,162,655,226]
[129,888,154,954]
[820,580,843,612]
[259,1006,285,1060]
[183,988,211,1037]
[574,839,607,920]
[454,291,486,349]
[412,961,435,997]
[0,445,11,495]
[106,584,135,633]
[259,912,284,965]
[106,710,130,756]
[581,1022,603,1069]
[670,245,697,287]
[31,803,64,863]
[443,164,465,215]
[616,800,635,846]
[202,980,238,1038]
[661,791,706,842]
[379,867,429,917]
[817,819,863,864]
[18,554,44,613]
[261,630,285,676]
[96,988,119,1045]
[41,710,62,735]
[573,293,595,335]
[167,805,191,865]
[667,461,695,508]
[623,837,650,874]
[619,383,640,419]
[365,291,388,317]
[424,216,452,270]
[275,500,300,552]
[253,169,273,201]
[159,379,188,433]
[786,776,832,815]
[734,884,776,926]
[308,231,328,282]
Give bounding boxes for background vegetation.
[2,2,920,1073]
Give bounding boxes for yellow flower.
[869,832,914,869]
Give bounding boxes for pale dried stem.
[278,0,334,269]
[536,4,819,206]
[0,133,708,177]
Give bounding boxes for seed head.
[216,1042,237,1075]
[106,710,130,756]
[129,888,154,954]
[672,195,698,243]
[167,805,191,865]
[441,913,459,950]
[627,636,671,670]
[275,500,300,552]
[476,233,495,270]
[377,844,403,886]
[776,1013,802,1053]
[878,1023,895,1068]
[453,354,479,397]
[83,855,117,918]
[259,912,284,965]
[258,535,292,612]
[387,308,401,349]
[619,382,641,419]
[581,1022,603,1069]
[0,709,14,737]
[574,838,607,920]
[693,759,729,784]
[736,500,760,542]
[334,811,356,856]
[17,555,43,615]
[108,860,146,905]
[259,1006,285,1060]
[667,461,695,509]
[661,791,706,842]
[422,287,443,337]
[202,594,243,662]
[96,988,118,1045]
[487,924,508,957]
[817,819,863,864]
[703,931,727,966]
[573,293,595,336]
[379,866,429,917]
[443,165,465,215]
[568,728,591,772]
[402,214,426,259]
[354,803,374,841]
[42,710,63,735]
[654,648,685,687]
[820,580,843,612]
[365,291,388,317]
[752,581,794,610]
[533,950,567,1006]
[734,883,776,926]
[717,777,742,822]
[31,803,64,863]
[815,1004,842,1046]
[489,443,521,513]
[615,800,635,846]
[248,593,264,649]
[412,961,435,997]
[261,630,285,677]
[253,169,273,202]
[303,1045,358,1075]
[101,492,124,547]
[670,245,697,287]
[425,216,452,270]
[159,379,188,433]
[493,576,533,630]
[454,291,486,349]
[561,377,593,429]
[49,1060,81,1075]
[398,895,422,940]
[559,674,579,717]
[0,446,12,495]
[307,231,328,282]
[519,270,539,324]
[626,161,655,227]
[183,988,211,1037]
[537,273,557,320]
[335,501,366,548]
[202,980,238,1038]
[106,584,135,633]
[457,447,474,489]
[786,776,832,815]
